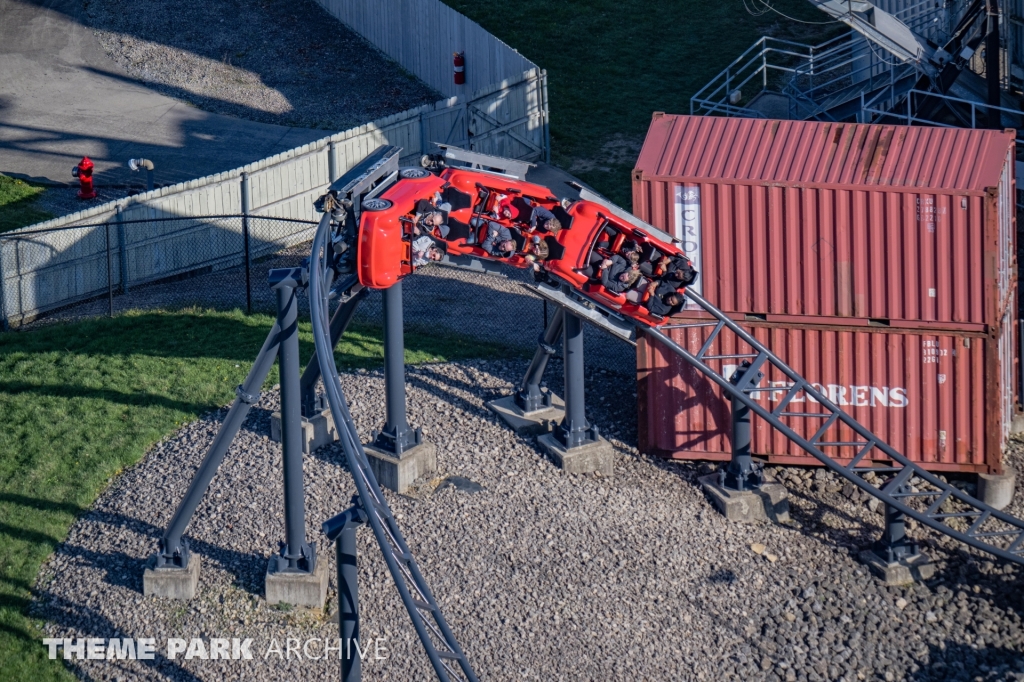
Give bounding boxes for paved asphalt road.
[0,0,326,187]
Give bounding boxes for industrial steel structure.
[145,145,1024,681]
[692,0,1024,149]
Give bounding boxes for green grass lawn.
[0,308,524,681]
[443,0,840,205]
[0,175,53,234]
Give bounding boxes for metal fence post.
[541,70,551,164]
[241,172,252,314]
[105,222,114,318]
[329,141,341,183]
[0,236,8,331]
[116,204,129,294]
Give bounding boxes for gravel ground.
[84,0,438,130]
[30,359,1024,681]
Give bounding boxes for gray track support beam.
[147,319,282,581]
[489,307,566,435]
[323,499,368,682]
[537,311,613,474]
[516,308,564,413]
[268,268,317,577]
[365,282,435,492]
[372,282,422,455]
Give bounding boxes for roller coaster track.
[310,215,479,682]
[304,145,1024,681]
[522,268,1024,564]
[435,206,1024,568]
[648,292,1024,565]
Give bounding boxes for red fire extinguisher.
[71,156,97,200]
[453,52,465,85]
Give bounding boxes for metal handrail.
[690,31,902,120]
[860,88,1024,136]
[690,36,832,115]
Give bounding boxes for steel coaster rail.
[309,214,478,682]
[642,288,1024,565]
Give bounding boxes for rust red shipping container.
[632,114,1016,331]
[637,322,1015,474]
[631,114,1017,473]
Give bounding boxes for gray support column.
[364,281,435,493]
[720,361,765,492]
[536,310,613,474]
[554,311,595,449]
[514,308,563,413]
[859,483,935,585]
[272,269,316,574]
[697,359,789,524]
[723,393,755,489]
[149,319,282,571]
[323,498,367,682]
[373,282,422,455]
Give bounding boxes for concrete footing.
[859,549,936,586]
[537,433,614,476]
[265,557,329,608]
[487,394,565,436]
[699,474,791,524]
[143,555,200,600]
[270,409,338,454]
[978,466,1016,510]
[364,441,437,494]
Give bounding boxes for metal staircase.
[690,32,922,123]
[784,39,921,121]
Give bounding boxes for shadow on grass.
[0,310,526,367]
[0,493,83,517]
[0,381,215,415]
[0,192,54,234]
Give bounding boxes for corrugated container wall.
[637,319,1016,474]
[632,115,1016,331]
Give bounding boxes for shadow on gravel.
[405,367,510,415]
[21,0,436,130]
[47,508,268,597]
[784,486,881,549]
[37,593,203,682]
[910,640,1023,681]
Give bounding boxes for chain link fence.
[1,216,637,377]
